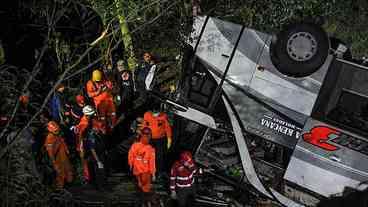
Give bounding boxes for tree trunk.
[114,0,137,70]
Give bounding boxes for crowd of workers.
[30,52,199,207]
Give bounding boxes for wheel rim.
[286,32,317,62]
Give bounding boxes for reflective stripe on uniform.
[176,171,196,180]
[136,157,149,163]
[176,179,194,188]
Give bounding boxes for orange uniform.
[128,141,156,192]
[76,115,88,152]
[86,80,117,131]
[143,112,172,141]
[75,115,105,181]
[44,133,73,188]
[76,115,106,150]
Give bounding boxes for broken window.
[313,59,368,136]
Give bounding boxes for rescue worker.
[143,103,172,178]
[75,105,105,183]
[86,69,117,133]
[128,127,156,207]
[44,121,73,189]
[50,84,70,124]
[17,91,32,125]
[69,95,85,126]
[62,94,86,158]
[169,151,197,207]
[84,109,107,190]
[19,93,30,112]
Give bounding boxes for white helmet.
[82,105,95,116]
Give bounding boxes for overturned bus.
[157,16,368,206]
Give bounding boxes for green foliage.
[88,0,192,61]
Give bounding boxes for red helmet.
[180,151,193,163]
[75,95,85,105]
[47,121,60,133]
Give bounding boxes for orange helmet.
[180,151,193,163]
[47,121,60,133]
[75,95,85,105]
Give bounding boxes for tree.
[114,0,137,70]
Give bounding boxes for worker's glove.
[152,174,156,182]
[97,161,104,169]
[167,138,172,149]
[170,191,177,200]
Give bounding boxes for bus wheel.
[270,23,329,77]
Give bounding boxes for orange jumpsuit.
[143,112,172,141]
[44,133,73,188]
[86,80,117,132]
[128,141,156,192]
[75,115,105,181]
[143,111,172,174]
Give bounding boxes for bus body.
[165,16,368,206]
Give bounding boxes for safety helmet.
[47,121,60,133]
[82,105,95,116]
[92,69,103,82]
[75,95,85,105]
[180,151,193,163]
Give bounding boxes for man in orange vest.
[143,103,172,178]
[86,69,117,133]
[44,121,73,189]
[128,127,156,207]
